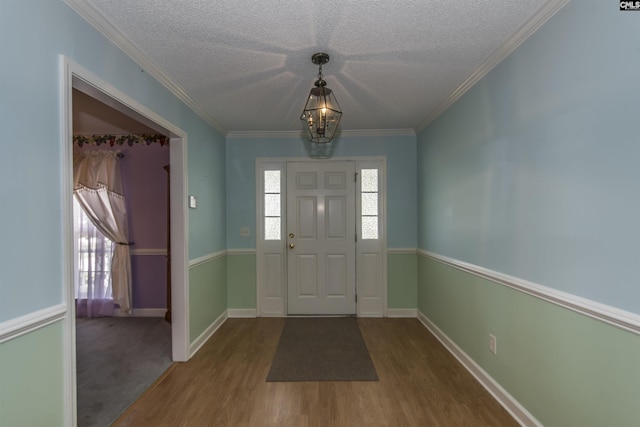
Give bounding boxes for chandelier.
[300,53,342,144]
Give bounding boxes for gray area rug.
[76,317,172,426]
[266,317,378,382]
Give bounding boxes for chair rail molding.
[419,249,640,335]
[0,304,67,344]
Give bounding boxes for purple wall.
[131,255,167,308]
[74,142,170,309]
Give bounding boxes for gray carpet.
[76,317,172,426]
[266,317,378,382]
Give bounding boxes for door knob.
[289,243,295,249]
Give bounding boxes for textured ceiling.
[70,0,561,134]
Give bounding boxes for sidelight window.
[264,170,282,240]
[360,168,379,240]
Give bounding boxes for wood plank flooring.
[113,318,518,427]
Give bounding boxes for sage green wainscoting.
[418,254,640,427]
[387,251,417,309]
[226,252,416,313]
[189,256,227,342]
[227,252,257,310]
[0,322,65,426]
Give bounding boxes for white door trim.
[256,157,387,317]
[61,56,190,426]
[356,158,388,317]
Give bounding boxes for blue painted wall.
[417,0,640,314]
[0,0,225,319]
[0,1,226,423]
[226,133,417,249]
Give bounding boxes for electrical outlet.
[240,227,250,237]
[489,334,497,355]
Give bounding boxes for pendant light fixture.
[300,53,342,144]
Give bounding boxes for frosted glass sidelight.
[361,169,378,192]
[264,194,281,217]
[265,217,281,240]
[264,170,282,240]
[264,170,281,193]
[360,168,379,240]
[361,193,378,216]
[362,216,378,240]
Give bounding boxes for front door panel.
[286,161,356,315]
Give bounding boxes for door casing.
[256,157,387,318]
[61,56,190,426]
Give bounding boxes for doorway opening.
[61,57,189,425]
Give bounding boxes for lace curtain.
[73,150,133,317]
[73,197,115,317]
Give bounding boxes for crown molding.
[415,0,570,133]
[64,0,568,139]
[226,130,304,139]
[226,128,416,139]
[63,0,227,136]
[339,129,416,137]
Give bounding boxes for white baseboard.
[417,311,542,427]
[228,309,257,318]
[189,310,228,358]
[386,308,417,318]
[113,308,166,317]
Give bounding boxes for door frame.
[61,56,190,425]
[256,157,387,317]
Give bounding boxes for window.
[361,168,379,239]
[264,170,281,240]
[73,197,114,301]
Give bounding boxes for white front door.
[286,161,356,315]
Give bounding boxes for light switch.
[189,195,197,209]
[240,227,250,237]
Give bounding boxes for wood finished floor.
[113,318,518,427]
